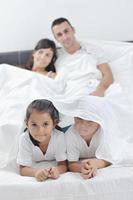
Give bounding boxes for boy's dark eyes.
[43,123,49,126]
[76,117,82,121]
[64,29,69,34]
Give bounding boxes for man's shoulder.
[80,40,103,52]
[56,47,64,55]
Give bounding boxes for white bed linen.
[0,40,133,200]
[0,163,133,200]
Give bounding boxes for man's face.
[52,21,76,50]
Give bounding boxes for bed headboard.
[0,50,32,67]
[0,41,132,67]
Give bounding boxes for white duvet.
[0,40,133,200]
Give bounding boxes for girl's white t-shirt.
[17,129,67,166]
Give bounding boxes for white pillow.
[85,39,133,62]
[109,52,133,91]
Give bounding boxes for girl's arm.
[19,165,49,181]
[68,161,82,172]
[20,165,37,177]
[48,160,67,179]
[56,160,68,173]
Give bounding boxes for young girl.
[65,116,110,179]
[17,99,67,181]
[26,38,57,78]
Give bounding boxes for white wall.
[0,0,133,52]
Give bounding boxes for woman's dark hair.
[26,38,57,72]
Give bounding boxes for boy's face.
[74,117,99,141]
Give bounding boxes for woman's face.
[74,117,100,141]
[32,48,54,71]
[27,111,55,144]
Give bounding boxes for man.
[51,17,113,97]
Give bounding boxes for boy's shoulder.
[65,125,78,138]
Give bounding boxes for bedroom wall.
[0,0,133,52]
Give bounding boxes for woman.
[26,38,57,78]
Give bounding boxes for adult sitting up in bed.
[26,38,57,79]
[51,17,113,96]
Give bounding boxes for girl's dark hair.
[26,38,57,72]
[26,99,59,124]
[25,99,62,146]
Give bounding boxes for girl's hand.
[48,167,60,179]
[35,169,49,181]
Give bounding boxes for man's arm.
[90,63,113,96]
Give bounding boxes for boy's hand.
[81,159,97,179]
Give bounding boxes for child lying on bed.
[17,99,67,181]
[25,38,57,78]
[65,115,111,179]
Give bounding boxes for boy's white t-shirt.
[65,125,102,161]
[17,129,67,167]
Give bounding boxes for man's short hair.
[51,17,72,29]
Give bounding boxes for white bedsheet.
[0,164,133,200]
[0,40,133,200]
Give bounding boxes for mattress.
[0,163,133,200]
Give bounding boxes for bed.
[0,40,133,200]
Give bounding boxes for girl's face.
[32,48,54,71]
[27,111,55,144]
[74,117,100,141]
